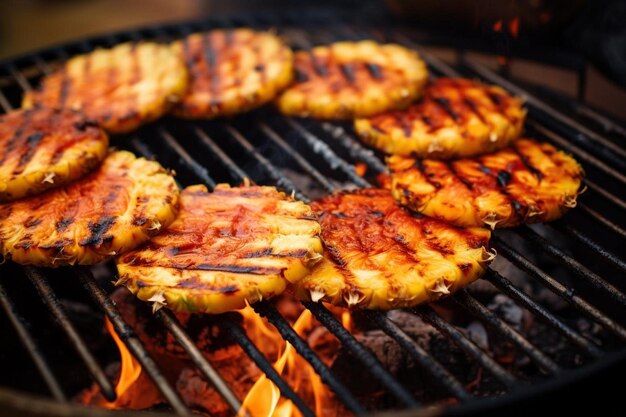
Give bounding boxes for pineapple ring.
[0,151,179,266]
[275,40,428,119]
[116,184,323,314]
[355,78,526,158]
[295,188,492,310]
[388,139,584,228]
[23,42,188,133]
[171,29,294,119]
[0,107,108,202]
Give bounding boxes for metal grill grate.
[0,14,625,417]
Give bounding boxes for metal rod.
[192,127,248,183]
[577,204,626,239]
[485,268,602,358]
[516,226,626,307]
[221,315,316,417]
[159,129,217,189]
[156,309,244,415]
[415,306,518,390]
[25,267,117,401]
[494,237,626,342]
[453,290,561,374]
[252,302,367,415]
[528,121,626,187]
[364,311,472,401]
[303,302,420,408]
[0,278,66,401]
[584,179,626,211]
[257,120,337,193]
[285,119,371,188]
[77,268,191,415]
[318,122,388,174]
[225,124,310,202]
[551,222,626,272]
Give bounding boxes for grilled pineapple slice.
[275,41,428,119]
[116,184,323,314]
[355,78,526,158]
[23,42,188,133]
[388,139,584,228]
[171,29,294,118]
[294,188,492,310]
[0,151,179,266]
[0,108,108,202]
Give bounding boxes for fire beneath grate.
[0,15,625,417]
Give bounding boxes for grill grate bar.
[220,315,316,417]
[584,180,626,211]
[252,302,367,415]
[485,268,603,358]
[0,278,67,402]
[192,127,248,183]
[77,268,191,415]
[528,121,626,187]
[257,120,337,193]
[225,124,310,202]
[365,310,473,401]
[156,309,244,416]
[286,119,371,187]
[25,267,117,401]
[494,237,626,342]
[0,88,13,112]
[551,222,626,272]
[460,57,626,171]
[318,122,389,174]
[577,205,626,239]
[453,290,561,374]
[415,306,518,390]
[159,129,217,189]
[303,302,420,407]
[517,226,626,306]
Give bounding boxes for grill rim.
[0,13,624,417]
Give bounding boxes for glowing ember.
[354,163,367,177]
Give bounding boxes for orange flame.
[102,317,160,409]
[238,306,330,417]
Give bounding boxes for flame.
[341,311,352,333]
[492,19,503,32]
[238,306,330,417]
[101,317,159,409]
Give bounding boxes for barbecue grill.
[1,11,625,417]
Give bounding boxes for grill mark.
[477,161,525,221]
[420,114,433,128]
[324,244,358,290]
[58,68,71,108]
[511,145,544,181]
[12,132,45,176]
[128,43,142,122]
[392,112,413,137]
[433,97,461,122]
[202,32,221,108]
[24,217,42,228]
[294,68,309,82]
[310,54,329,78]
[414,159,440,190]
[447,161,474,191]
[79,216,116,247]
[496,170,512,188]
[339,63,356,84]
[462,97,487,124]
[365,62,382,79]
[193,263,282,275]
[390,232,422,265]
[0,111,33,167]
[56,218,73,233]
